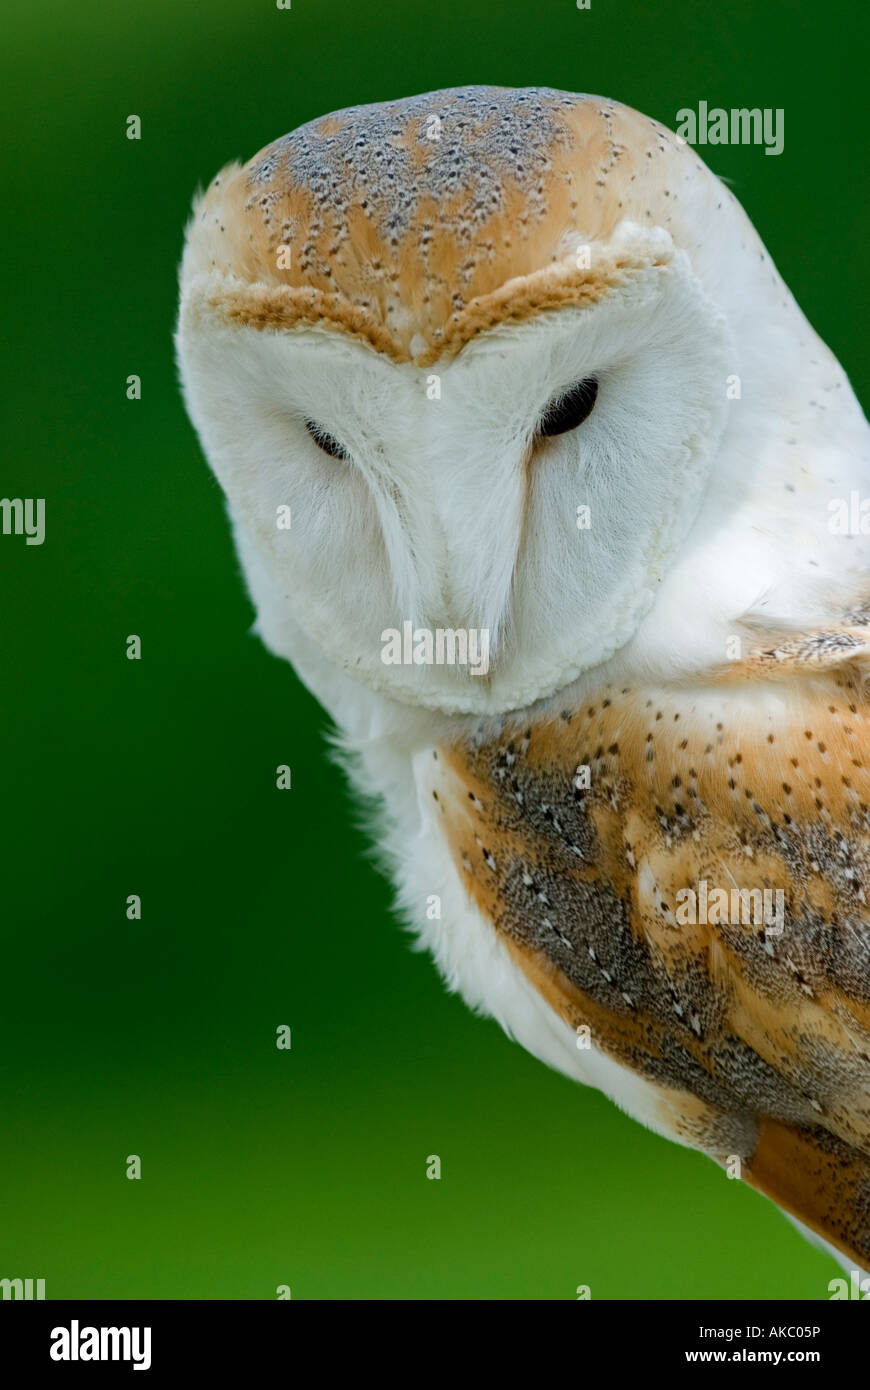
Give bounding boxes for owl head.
[177,86,839,718]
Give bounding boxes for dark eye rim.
[304,418,349,460]
[537,375,599,438]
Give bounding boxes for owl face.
[178,87,763,715]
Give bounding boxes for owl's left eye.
[305,418,349,460]
[537,376,599,437]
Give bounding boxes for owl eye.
[537,376,599,437]
[305,418,349,460]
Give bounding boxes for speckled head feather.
[179,86,730,364]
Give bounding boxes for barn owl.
[177,86,870,1279]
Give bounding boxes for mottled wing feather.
[435,613,870,1264]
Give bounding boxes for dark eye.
[305,418,349,460]
[538,376,598,437]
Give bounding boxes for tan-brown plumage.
[180,87,718,364]
[433,605,870,1266]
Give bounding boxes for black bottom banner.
[0,1298,864,1374]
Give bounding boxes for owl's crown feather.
[179,85,734,363]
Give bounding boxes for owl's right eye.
[537,376,599,437]
[305,419,349,461]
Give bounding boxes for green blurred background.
[1,0,863,1300]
